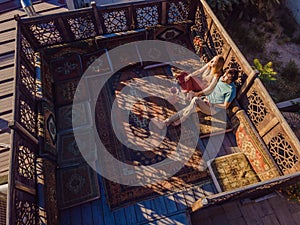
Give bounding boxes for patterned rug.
[57,163,100,209]
[95,66,209,209]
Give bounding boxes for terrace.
[3,0,300,224]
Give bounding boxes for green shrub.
[253,58,277,81]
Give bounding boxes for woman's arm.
[185,63,209,81]
[194,75,219,97]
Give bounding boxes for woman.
[174,55,225,94]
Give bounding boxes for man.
[153,68,238,129]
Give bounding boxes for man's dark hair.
[227,68,239,82]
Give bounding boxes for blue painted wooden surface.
[124,204,138,225]
[60,209,71,225]
[114,208,127,225]
[70,206,82,225]
[58,131,239,225]
[60,180,215,225]
[162,194,178,214]
[91,199,105,225]
[81,203,93,225]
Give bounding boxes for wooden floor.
[191,192,300,225]
[59,131,239,225]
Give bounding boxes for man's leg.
[171,97,216,125]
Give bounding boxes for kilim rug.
[95,66,210,209]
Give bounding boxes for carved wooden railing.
[7,0,300,224]
[190,0,300,212]
[16,1,197,50]
[8,19,58,225]
[8,21,38,225]
[196,0,300,173]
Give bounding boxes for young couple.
[153,55,239,129]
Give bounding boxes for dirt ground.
[223,5,300,102]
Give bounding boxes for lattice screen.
[0,193,6,225]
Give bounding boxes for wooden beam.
[92,2,103,35]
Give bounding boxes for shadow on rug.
[95,66,210,209]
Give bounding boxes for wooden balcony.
[6,0,300,224]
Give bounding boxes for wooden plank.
[173,192,187,211]
[0,20,16,33]
[0,66,14,82]
[201,182,217,196]
[191,211,214,225]
[99,185,115,225]
[0,151,9,162]
[0,29,16,43]
[124,204,137,225]
[228,217,247,225]
[156,212,189,225]
[201,137,215,161]
[59,210,71,225]
[292,211,300,224]
[113,208,127,225]
[183,189,195,207]
[0,53,14,67]
[0,79,14,96]
[261,214,281,225]
[210,208,230,225]
[226,131,238,147]
[222,201,242,220]
[151,196,168,217]
[70,206,82,225]
[222,132,239,154]
[259,116,279,137]
[0,110,13,122]
[0,133,11,145]
[80,202,93,225]
[0,170,8,178]
[0,42,15,55]
[192,185,206,201]
[212,134,226,157]
[255,200,274,218]
[91,199,105,225]
[0,95,13,114]
[0,151,9,174]
[239,202,261,225]
[267,197,297,225]
[163,194,178,214]
[134,200,150,223]
[0,1,67,22]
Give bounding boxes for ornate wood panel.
[263,124,300,174]
[14,131,38,191]
[240,79,300,175]
[240,79,279,134]
[36,158,58,225]
[133,3,161,29]
[223,50,249,93]
[14,189,37,225]
[167,0,192,24]
[100,7,130,34]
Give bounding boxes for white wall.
[286,0,300,24]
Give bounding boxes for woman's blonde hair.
[211,55,225,74]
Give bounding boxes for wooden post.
[161,1,167,25]
[91,1,103,35]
